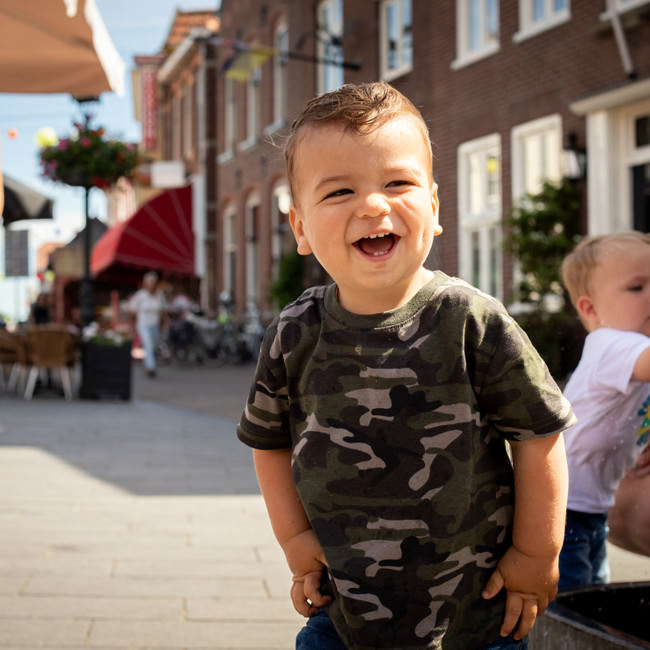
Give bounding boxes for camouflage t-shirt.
[238,272,575,650]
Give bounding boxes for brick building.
[134,0,650,319]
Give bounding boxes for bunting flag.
[221,45,277,82]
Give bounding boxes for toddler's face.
[588,241,650,336]
[289,116,441,314]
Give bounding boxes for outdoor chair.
[23,327,79,400]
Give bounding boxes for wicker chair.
[23,327,79,400]
[0,329,19,391]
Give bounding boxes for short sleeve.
[474,307,575,441]
[237,319,292,450]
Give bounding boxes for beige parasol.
[0,0,124,98]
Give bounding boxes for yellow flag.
[224,46,276,81]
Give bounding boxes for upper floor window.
[317,0,344,94]
[453,0,500,69]
[218,77,236,162]
[515,0,570,42]
[380,0,412,80]
[242,67,261,149]
[272,23,289,129]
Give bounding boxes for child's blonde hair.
[561,231,650,306]
[284,81,432,200]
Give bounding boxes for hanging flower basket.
[38,114,140,190]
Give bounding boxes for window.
[223,205,237,297]
[515,0,569,41]
[218,77,236,162]
[171,93,181,159]
[380,0,412,80]
[317,0,344,94]
[241,67,260,149]
[511,115,562,199]
[182,85,193,159]
[458,134,502,299]
[453,0,499,69]
[271,23,288,129]
[245,193,261,302]
[271,183,291,280]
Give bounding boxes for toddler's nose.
[356,193,390,219]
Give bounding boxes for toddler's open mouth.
[355,233,399,257]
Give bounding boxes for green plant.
[270,249,305,310]
[38,114,140,189]
[504,180,585,380]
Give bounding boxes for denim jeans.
[295,608,528,649]
[137,323,159,371]
[558,508,609,592]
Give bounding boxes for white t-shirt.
[128,289,166,329]
[563,328,650,513]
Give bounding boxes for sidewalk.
[1,360,648,649]
[0,360,302,650]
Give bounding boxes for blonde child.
[559,231,650,591]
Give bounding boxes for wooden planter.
[79,340,132,400]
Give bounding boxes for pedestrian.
[237,81,575,650]
[558,231,650,591]
[128,271,166,377]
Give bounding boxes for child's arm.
[632,346,650,382]
[482,433,568,640]
[252,448,331,617]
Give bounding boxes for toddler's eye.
[387,180,413,188]
[324,188,353,199]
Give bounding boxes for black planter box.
[79,340,132,400]
[530,582,650,648]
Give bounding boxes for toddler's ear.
[575,295,598,329]
[431,185,443,236]
[289,206,313,255]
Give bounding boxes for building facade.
[135,0,650,319]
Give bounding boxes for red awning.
[91,185,194,276]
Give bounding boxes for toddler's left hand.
[481,545,558,640]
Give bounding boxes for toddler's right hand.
[282,528,332,617]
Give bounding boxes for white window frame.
[240,66,260,151]
[514,0,570,42]
[182,85,193,158]
[458,133,503,299]
[223,204,237,296]
[452,0,500,70]
[511,114,562,201]
[245,192,261,302]
[171,92,182,160]
[267,23,288,133]
[379,0,413,81]
[271,183,291,280]
[317,0,344,94]
[218,77,236,163]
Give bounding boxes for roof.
[161,9,217,54]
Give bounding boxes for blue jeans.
[295,609,528,649]
[137,323,159,371]
[558,509,609,592]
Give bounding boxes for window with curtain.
[458,134,502,299]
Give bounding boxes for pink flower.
[58,139,69,151]
[80,137,91,147]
